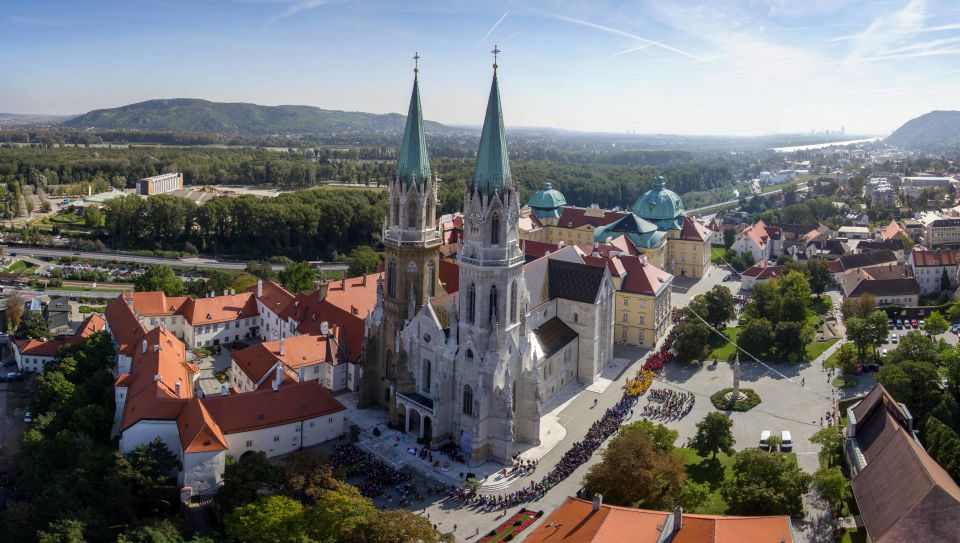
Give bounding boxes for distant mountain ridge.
[886,110,960,151]
[60,98,453,135]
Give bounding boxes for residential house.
[908,249,959,295]
[13,313,105,373]
[740,261,784,291]
[732,220,778,263]
[841,264,919,306]
[230,327,347,393]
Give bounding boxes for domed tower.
[456,50,531,465]
[633,176,685,231]
[361,58,441,412]
[527,182,566,225]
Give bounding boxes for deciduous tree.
[721,449,812,517]
[15,310,50,340]
[279,261,316,293]
[924,311,949,337]
[134,265,185,296]
[687,412,736,460]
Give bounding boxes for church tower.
[360,58,441,414]
[455,50,533,464]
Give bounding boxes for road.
[687,186,786,215]
[0,245,348,273]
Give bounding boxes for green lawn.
[46,286,123,293]
[807,339,839,362]
[707,327,741,361]
[711,247,727,265]
[833,375,859,388]
[675,447,797,515]
[761,180,797,193]
[839,528,868,543]
[4,259,33,274]
[811,297,832,316]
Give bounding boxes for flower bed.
[479,509,541,543]
[710,388,761,411]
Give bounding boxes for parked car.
[865,363,881,372]
[780,431,793,452]
[882,348,888,356]
[920,320,925,329]
[892,335,899,344]
[23,411,32,424]
[759,430,771,451]
[4,372,23,382]
[888,319,895,329]
[911,319,919,328]
[896,320,904,329]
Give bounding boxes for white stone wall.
[185,317,259,348]
[14,350,55,373]
[181,449,225,496]
[222,413,345,458]
[119,419,181,455]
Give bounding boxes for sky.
[1,0,959,136]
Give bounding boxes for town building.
[901,175,957,200]
[838,226,871,240]
[908,249,959,295]
[137,172,184,196]
[921,216,960,248]
[525,496,795,543]
[731,220,780,263]
[230,326,347,393]
[845,385,960,542]
[13,313,105,373]
[841,264,919,306]
[865,177,896,206]
[361,66,616,466]
[123,290,260,348]
[879,220,908,242]
[740,261,785,291]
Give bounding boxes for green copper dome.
[528,182,566,218]
[472,73,512,196]
[633,176,685,230]
[396,75,431,188]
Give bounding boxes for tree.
[948,301,960,323]
[774,320,813,360]
[741,250,756,268]
[15,310,50,340]
[942,269,954,293]
[32,370,75,414]
[832,344,860,377]
[810,426,844,468]
[134,265,185,296]
[929,392,960,433]
[777,271,812,323]
[702,285,736,331]
[281,450,338,504]
[924,311,949,337]
[841,294,876,322]
[37,518,86,543]
[344,509,454,543]
[224,495,306,543]
[279,261,316,293]
[736,317,773,359]
[619,420,678,454]
[6,292,24,332]
[805,259,834,298]
[723,227,736,249]
[924,417,960,480]
[219,451,281,512]
[345,246,381,277]
[121,438,182,516]
[885,331,939,366]
[877,359,942,424]
[687,412,735,460]
[305,481,377,542]
[673,319,711,364]
[245,260,277,281]
[721,449,812,517]
[812,466,851,516]
[677,480,710,511]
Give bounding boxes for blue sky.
[2,0,959,135]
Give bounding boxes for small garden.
[479,509,542,542]
[710,388,761,411]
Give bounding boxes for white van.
[780,430,793,452]
[759,430,771,450]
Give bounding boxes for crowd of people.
[641,387,695,420]
[330,443,411,498]
[449,394,638,509]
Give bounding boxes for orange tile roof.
[525,497,794,543]
[16,338,64,357]
[881,220,908,241]
[177,396,228,453]
[200,380,345,435]
[118,327,198,432]
[178,292,258,325]
[741,220,770,249]
[67,313,106,344]
[131,291,188,316]
[255,280,296,316]
[911,249,958,267]
[319,272,379,318]
[680,216,711,242]
[232,331,341,384]
[106,295,148,356]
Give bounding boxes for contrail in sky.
[478,11,509,47]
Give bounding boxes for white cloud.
[266,0,327,24]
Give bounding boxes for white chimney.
[592,493,603,511]
[153,374,161,382]
[558,240,565,249]
[142,339,148,353]
[209,290,214,298]
[223,289,229,297]
[175,379,181,396]
[271,379,279,392]
[641,255,648,267]
[275,364,284,386]
[153,344,160,352]
[220,384,229,396]
[673,507,683,532]
[279,336,286,356]
[231,289,236,295]
[257,279,263,297]
[321,321,329,335]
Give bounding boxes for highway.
[687,186,786,215]
[0,287,121,300]
[0,245,349,273]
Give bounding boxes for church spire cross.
[491,44,501,72]
[413,51,421,76]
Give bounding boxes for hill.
[60,98,452,135]
[886,110,960,152]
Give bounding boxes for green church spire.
[472,46,512,196]
[397,53,431,188]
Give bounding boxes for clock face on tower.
[507,208,518,227]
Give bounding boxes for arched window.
[491,212,500,245]
[407,200,419,228]
[463,385,474,416]
[489,285,498,324]
[422,359,431,392]
[467,284,476,324]
[427,261,436,297]
[387,260,397,297]
[466,349,474,361]
[510,281,518,323]
[392,199,400,226]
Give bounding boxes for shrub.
[710,388,761,411]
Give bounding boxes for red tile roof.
[557,207,629,229]
[255,280,297,316]
[524,497,794,543]
[177,396,228,453]
[16,338,64,357]
[742,261,784,280]
[232,331,341,384]
[438,259,459,294]
[178,292,258,325]
[680,216,710,242]
[68,313,106,344]
[106,295,148,356]
[911,249,958,267]
[881,220,908,241]
[200,380,345,435]
[118,327,198,432]
[131,291,188,316]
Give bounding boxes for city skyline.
[2,0,959,135]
